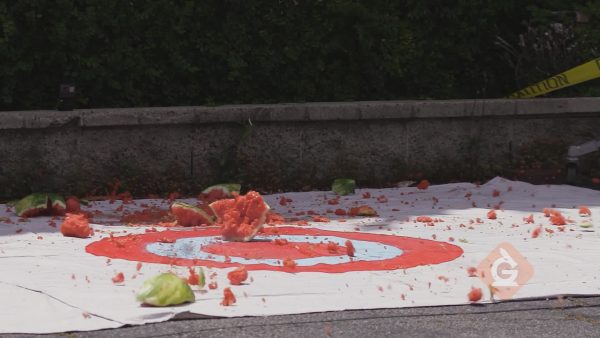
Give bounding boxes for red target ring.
[86,227,463,273]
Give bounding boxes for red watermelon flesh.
[170,202,215,227]
[198,189,229,203]
[60,213,93,238]
[209,191,270,242]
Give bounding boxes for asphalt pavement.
[5,296,600,338]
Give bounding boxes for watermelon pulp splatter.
[112,272,125,284]
[187,267,199,286]
[209,191,270,242]
[345,240,355,257]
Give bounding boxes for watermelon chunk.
[348,205,378,217]
[199,183,241,203]
[136,273,195,307]
[209,191,270,242]
[220,287,236,306]
[15,193,66,217]
[60,213,93,238]
[65,196,81,213]
[227,267,248,285]
[468,287,483,302]
[170,202,215,227]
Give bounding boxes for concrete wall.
[1,98,599,200]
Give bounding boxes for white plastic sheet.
[0,178,598,333]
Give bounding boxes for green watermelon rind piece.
[332,178,356,196]
[197,267,206,288]
[136,273,195,307]
[170,201,216,226]
[201,183,241,196]
[14,193,66,217]
[15,193,49,217]
[47,193,66,210]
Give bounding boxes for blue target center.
[145,235,402,267]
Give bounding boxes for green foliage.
[496,0,600,96]
[0,1,596,110]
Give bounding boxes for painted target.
[86,227,463,273]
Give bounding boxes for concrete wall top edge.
[0,97,598,130]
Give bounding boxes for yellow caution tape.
[507,57,600,98]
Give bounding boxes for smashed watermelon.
[170,201,215,227]
[209,190,270,242]
[15,193,66,217]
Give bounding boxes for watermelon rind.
[14,193,66,217]
[170,201,215,226]
[232,201,270,242]
[79,199,91,206]
[201,183,241,196]
[47,193,66,210]
[15,193,49,217]
[242,202,270,242]
[197,267,206,288]
[136,273,195,307]
[332,178,356,196]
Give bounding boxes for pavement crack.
[564,314,600,325]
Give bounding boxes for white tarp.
[1,177,598,333]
